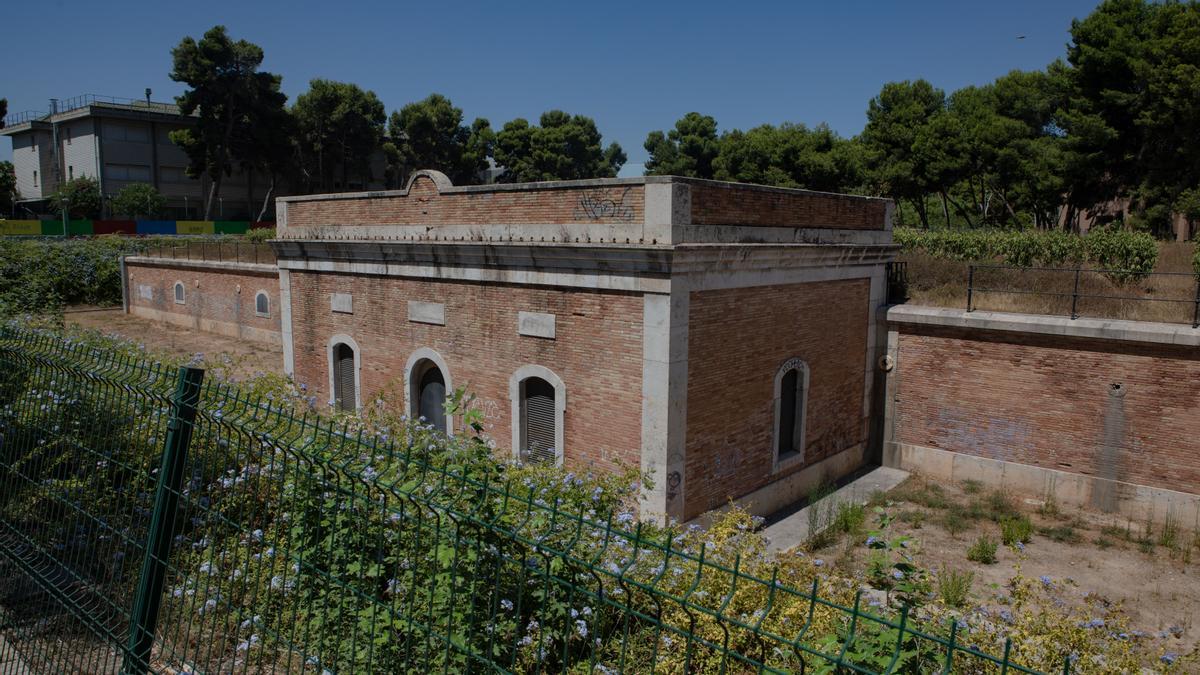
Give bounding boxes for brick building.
[269,170,894,521]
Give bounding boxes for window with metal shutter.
[334,343,355,411]
[418,365,446,432]
[522,377,556,464]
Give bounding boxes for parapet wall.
[884,305,1200,524]
[277,171,891,245]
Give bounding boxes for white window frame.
[508,365,566,467]
[173,281,185,305]
[326,334,362,412]
[254,291,270,317]
[772,357,810,474]
[404,347,454,433]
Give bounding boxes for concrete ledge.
[885,441,1200,526]
[128,305,282,346]
[124,256,277,276]
[887,304,1200,348]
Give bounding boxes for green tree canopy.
[386,94,493,186]
[0,161,16,215]
[169,25,288,220]
[493,111,625,182]
[49,177,101,219]
[293,79,386,192]
[714,122,864,193]
[111,183,167,219]
[861,79,949,227]
[0,98,7,130]
[643,112,720,178]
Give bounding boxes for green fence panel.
[0,328,1064,675]
[213,220,250,235]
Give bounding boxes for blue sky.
[1,0,1100,173]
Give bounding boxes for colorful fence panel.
[93,219,139,236]
[213,220,249,235]
[0,220,43,236]
[175,220,215,235]
[135,220,177,235]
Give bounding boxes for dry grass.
[901,242,1199,324]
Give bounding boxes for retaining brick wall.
[124,259,281,345]
[683,278,872,520]
[287,270,644,473]
[895,324,1200,495]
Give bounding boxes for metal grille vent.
[522,378,556,464]
[334,344,355,411]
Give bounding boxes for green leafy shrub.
[833,501,866,535]
[967,535,998,564]
[1083,227,1159,282]
[895,226,1158,277]
[1000,515,1034,546]
[243,227,276,242]
[935,566,974,608]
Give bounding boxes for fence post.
[1070,268,1082,320]
[121,366,205,675]
[966,266,975,312]
[1193,278,1199,329]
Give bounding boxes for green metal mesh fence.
[0,327,1064,674]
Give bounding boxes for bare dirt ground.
[64,307,284,381]
[809,475,1200,657]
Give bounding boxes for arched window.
[173,281,185,304]
[328,335,360,412]
[405,348,453,434]
[509,366,566,466]
[254,291,270,317]
[773,358,810,471]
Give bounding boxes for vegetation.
[1000,515,1034,547]
[966,535,998,564]
[48,176,102,219]
[110,182,166,218]
[935,566,974,608]
[493,110,626,182]
[292,79,387,193]
[0,160,16,215]
[386,93,493,186]
[895,226,1160,274]
[169,26,288,220]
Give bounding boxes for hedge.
[895,227,1160,281]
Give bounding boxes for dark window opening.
[776,364,807,461]
[417,364,447,432]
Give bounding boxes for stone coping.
[887,304,1200,348]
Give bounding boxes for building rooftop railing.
[3,94,183,126]
[140,240,276,266]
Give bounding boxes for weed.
[898,510,926,529]
[1095,536,1113,550]
[1037,524,1080,544]
[984,490,1019,522]
[1000,515,1034,546]
[1158,513,1179,550]
[1037,493,1061,518]
[1100,524,1129,541]
[833,501,866,536]
[967,535,999,564]
[866,490,888,508]
[936,566,975,608]
[804,484,840,551]
[895,479,950,510]
[961,479,983,495]
[939,505,971,537]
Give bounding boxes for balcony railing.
[140,241,276,265]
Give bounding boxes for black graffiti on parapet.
[573,187,636,222]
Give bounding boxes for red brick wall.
[688,182,887,230]
[683,279,871,519]
[285,175,645,229]
[288,271,644,473]
[896,326,1200,494]
[125,260,281,340]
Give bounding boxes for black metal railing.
[966,264,1200,328]
[141,241,276,265]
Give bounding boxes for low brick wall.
[123,257,282,346]
[885,306,1200,523]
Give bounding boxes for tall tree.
[0,98,7,129]
[0,161,17,215]
[493,111,625,182]
[293,79,386,192]
[714,122,864,193]
[644,112,720,178]
[111,183,167,218]
[861,79,948,227]
[49,177,101,219]
[386,94,493,186]
[169,26,287,220]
